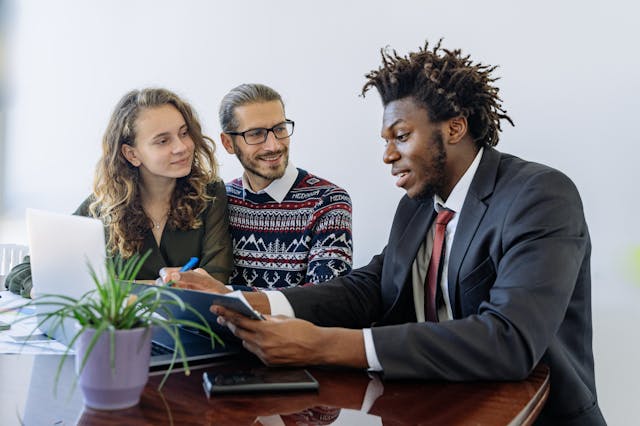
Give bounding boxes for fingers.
[170,270,230,293]
[241,340,268,364]
[211,306,302,366]
[194,268,209,276]
[213,305,263,330]
[169,272,184,287]
[211,305,225,317]
[170,270,206,289]
[215,310,257,345]
[159,267,179,284]
[224,319,237,335]
[159,267,215,286]
[213,305,270,351]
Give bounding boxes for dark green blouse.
[5,180,233,297]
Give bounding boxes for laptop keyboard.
[151,341,174,356]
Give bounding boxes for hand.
[161,268,231,294]
[212,305,327,366]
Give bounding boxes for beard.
[412,130,447,201]
[233,141,289,181]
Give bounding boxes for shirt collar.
[242,162,299,203]
[434,147,484,213]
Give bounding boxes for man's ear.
[121,144,141,167]
[445,116,468,145]
[220,133,236,155]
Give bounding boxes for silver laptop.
[26,208,239,366]
[27,208,106,345]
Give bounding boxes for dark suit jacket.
[283,148,605,425]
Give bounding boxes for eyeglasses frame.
[225,119,295,145]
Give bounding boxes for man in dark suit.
[171,40,605,424]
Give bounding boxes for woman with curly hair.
[6,88,233,296]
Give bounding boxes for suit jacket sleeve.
[282,249,387,329]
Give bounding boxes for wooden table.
[3,354,549,425]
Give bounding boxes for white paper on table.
[0,290,71,355]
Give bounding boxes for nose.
[172,135,189,153]
[263,130,281,150]
[383,141,399,164]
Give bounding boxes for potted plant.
[18,252,223,410]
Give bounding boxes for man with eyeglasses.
[217,83,353,289]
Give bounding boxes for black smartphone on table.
[203,367,319,396]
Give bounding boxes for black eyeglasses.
[226,120,295,145]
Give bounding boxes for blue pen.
[165,257,199,287]
[180,257,199,272]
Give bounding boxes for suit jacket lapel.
[447,148,500,315]
[391,201,435,304]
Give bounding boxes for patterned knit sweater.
[226,169,353,289]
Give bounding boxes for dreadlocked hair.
[362,39,514,147]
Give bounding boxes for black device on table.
[202,366,319,396]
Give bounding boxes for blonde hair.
[90,88,219,257]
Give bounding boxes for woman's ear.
[121,144,141,167]
[446,116,468,145]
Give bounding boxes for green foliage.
[16,251,223,392]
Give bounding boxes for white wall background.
[1,1,639,423]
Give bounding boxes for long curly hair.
[362,39,514,147]
[90,88,219,257]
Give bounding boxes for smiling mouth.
[172,157,191,165]
[258,152,283,162]
[392,170,410,187]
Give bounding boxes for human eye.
[396,132,410,142]
[179,127,190,138]
[245,128,264,138]
[154,138,168,145]
[273,123,288,136]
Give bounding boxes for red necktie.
[425,209,455,322]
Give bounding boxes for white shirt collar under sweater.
[241,162,299,203]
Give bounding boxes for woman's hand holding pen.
[159,267,231,294]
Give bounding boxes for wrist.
[315,327,367,368]
[244,291,271,315]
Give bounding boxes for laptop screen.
[27,209,106,345]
